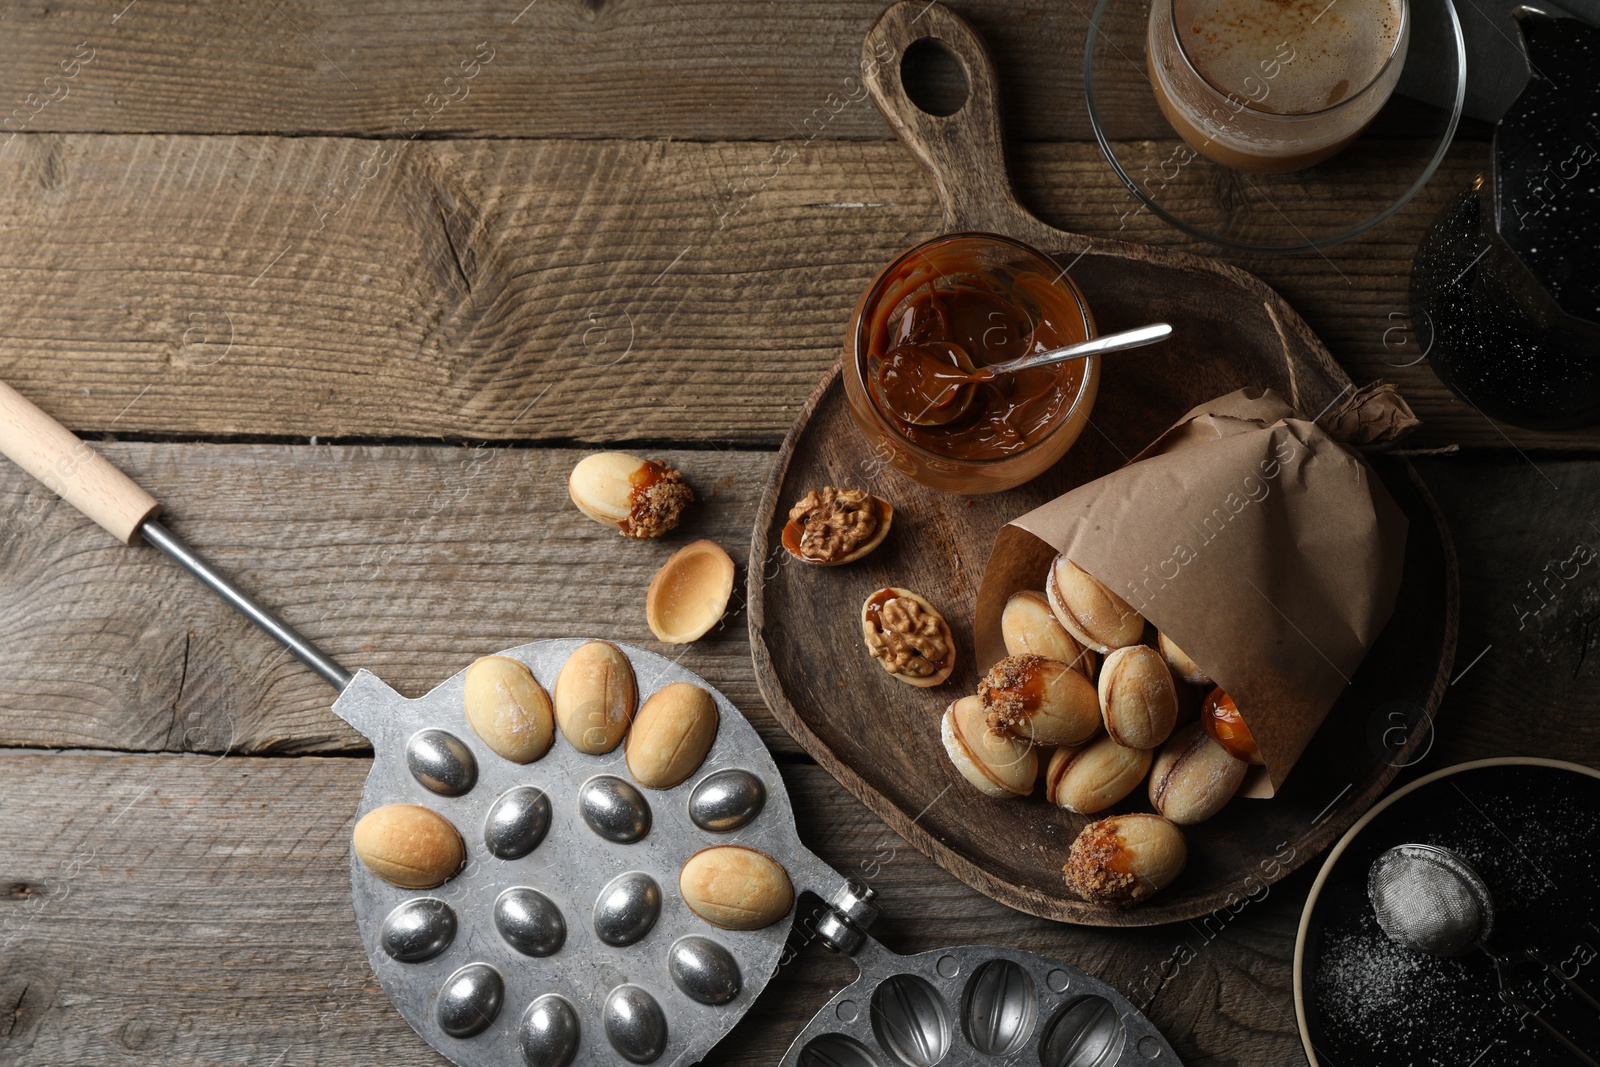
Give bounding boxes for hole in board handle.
[900,37,970,116]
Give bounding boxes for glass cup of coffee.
[1146,0,1410,173]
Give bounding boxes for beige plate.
[1293,756,1600,1066]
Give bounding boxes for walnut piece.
[864,594,950,679]
[787,486,879,563]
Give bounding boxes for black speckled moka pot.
[1411,7,1600,430]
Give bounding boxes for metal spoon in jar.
[877,322,1173,427]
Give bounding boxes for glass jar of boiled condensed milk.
[1147,0,1410,172]
[844,232,1100,494]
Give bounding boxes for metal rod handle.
[141,520,352,691]
[0,377,351,691]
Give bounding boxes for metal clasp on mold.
[815,879,882,956]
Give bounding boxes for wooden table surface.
[2,3,1596,1065]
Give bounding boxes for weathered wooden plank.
[0,133,1552,451]
[0,753,1306,1066]
[5,444,1600,766]
[0,442,793,755]
[1414,457,1600,767]
[0,0,1281,144]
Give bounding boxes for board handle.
[0,379,160,543]
[861,1,1034,235]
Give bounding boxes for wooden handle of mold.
[0,379,160,543]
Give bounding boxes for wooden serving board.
[745,1,1460,926]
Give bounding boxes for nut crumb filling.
[979,653,1045,730]
[623,465,694,539]
[1064,822,1140,903]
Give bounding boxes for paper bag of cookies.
[974,387,1408,797]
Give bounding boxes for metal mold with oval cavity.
[347,641,805,1067]
[379,898,456,963]
[518,994,581,1067]
[494,887,567,958]
[435,963,504,1039]
[869,974,951,1067]
[579,775,652,843]
[1041,996,1125,1067]
[406,729,478,797]
[688,769,767,833]
[668,935,742,1005]
[347,641,802,1067]
[604,984,668,1064]
[798,1034,885,1067]
[774,940,1180,1067]
[963,958,1037,1055]
[482,785,552,860]
[594,871,663,947]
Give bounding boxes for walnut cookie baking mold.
[339,638,1186,1067]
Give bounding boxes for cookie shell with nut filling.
[1098,644,1179,750]
[860,586,956,687]
[941,694,1037,798]
[1062,813,1187,906]
[978,653,1101,747]
[1045,555,1145,653]
[1001,589,1097,680]
[568,451,694,539]
[1045,736,1152,815]
[1149,721,1248,824]
[782,486,893,565]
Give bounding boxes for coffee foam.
[1174,0,1403,115]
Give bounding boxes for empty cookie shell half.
[646,539,735,645]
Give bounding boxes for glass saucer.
[1084,0,1467,253]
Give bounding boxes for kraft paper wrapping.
[975,388,1408,794]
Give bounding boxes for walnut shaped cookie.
[782,486,893,565]
[860,586,956,688]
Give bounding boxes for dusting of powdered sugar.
[1314,908,1538,1065]
[1308,766,1600,1066]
